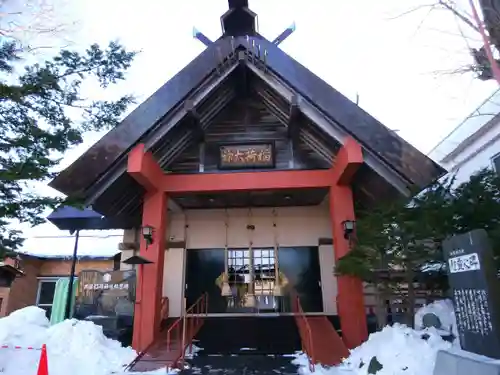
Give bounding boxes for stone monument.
[442,229,500,359]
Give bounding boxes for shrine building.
[48,0,445,368]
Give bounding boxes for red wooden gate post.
[128,144,168,352]
[329,138,368,349]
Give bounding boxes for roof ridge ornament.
[271,22,296,46]
[214,40,238,76]
[193,2,294,49]
[221,1,257,37]
[192,27,213,47]
[239,36,268,71]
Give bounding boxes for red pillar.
[127,144,168,352]
[132,191,167,352]
[329,137,368,349]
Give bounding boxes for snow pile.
[184,344,203,360]
[293,324,452,375]
[0,306,173,375]
[415,299,458,344]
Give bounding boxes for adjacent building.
[0,253,118,317]
[428,89,500,183]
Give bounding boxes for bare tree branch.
[0,0,78,51]
[437,0,480,32]
[386,4,440,20]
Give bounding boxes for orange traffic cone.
[37,344,48,375]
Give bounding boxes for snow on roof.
[19,228,122,259]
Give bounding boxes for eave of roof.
[18,252,118,261]
[50,37,237,197]
[50,35,445,200]
[46,206,140,230]
[0,263,24,275]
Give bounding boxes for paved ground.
[180,353,300,375]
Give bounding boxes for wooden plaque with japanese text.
[218,143,275,170]
[443,229,500,358]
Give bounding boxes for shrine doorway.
[185,247,323,315]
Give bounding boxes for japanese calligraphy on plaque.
[75,269,136,318]
[443,229,500,359]
[449,253,480,274]
[219,143,274,169]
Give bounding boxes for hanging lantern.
[220,272,232,297]
[274,271,288,297]
[221,282,232,296]
[273,284,283,297]
[245,294,256,307]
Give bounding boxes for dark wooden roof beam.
[254,86,288,124]
[287,93,300,139]
[138,68,237,154]
[51,35,444,206]
[157,130,193,168]
[248,36,444,186]
[158,85,237,169]
[236,51,249,98]
[245,62,412,196]
[196,86,237,130]
[215,46,233,76]
[250,79,332,167]
[299,128,334,163]
[83,64,240,208]
[184,99,204,142]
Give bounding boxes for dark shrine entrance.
[185,246,323,315]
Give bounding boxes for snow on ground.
[184,344,203,360]
[293,324,452,375]
[0,306,177,375]
[414,299,459,346]
[293,299,459,375]
[0,300,458,375]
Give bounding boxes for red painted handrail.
[161,297,169,320]
[166,292,208,367]
[292,293,315,373]
[124,296,172,371]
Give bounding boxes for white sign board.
[449,253,481,274]
[83,283,129,290]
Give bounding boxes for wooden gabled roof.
[50,29,445,216]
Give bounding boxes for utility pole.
[64,229,80,319]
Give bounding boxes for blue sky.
[18,0,499,256]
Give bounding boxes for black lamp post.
[64,229,80,319]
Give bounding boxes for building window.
[113,253,121,271]
[36,278,58,318]
[36,277,79,319]
[492,153,500,173]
